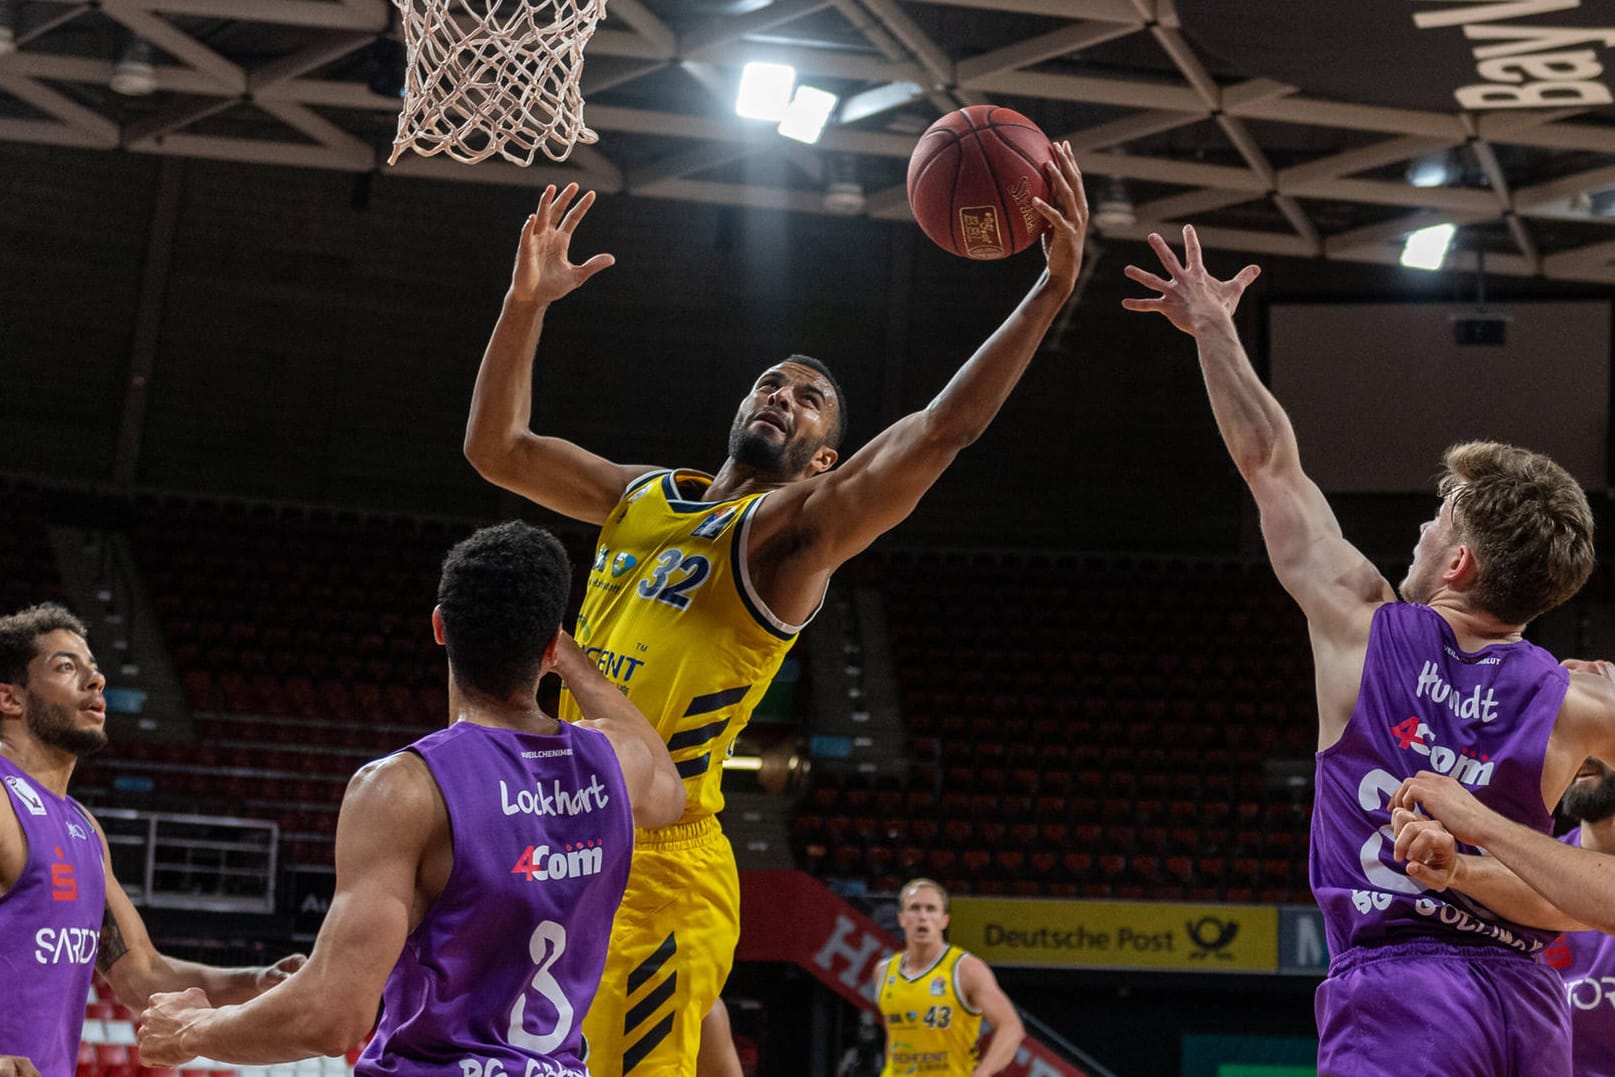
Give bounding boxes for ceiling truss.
[3,0,1615,281]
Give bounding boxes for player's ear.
[0,680,23,719]
[431,606,447,646]
[810,445,838,475]
[1445,544,1478,589]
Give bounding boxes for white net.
[389,0,607,167]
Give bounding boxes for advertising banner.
[947,897,1280,973]
[1176,0,1615,111]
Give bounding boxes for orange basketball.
[906,106,1055,260]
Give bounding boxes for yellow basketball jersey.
[877,946,984,1077]
[559,468,811,826]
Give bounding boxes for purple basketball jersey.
[1312,602,1567,958]
[1543,828,1615,1077]
[358,721,634,1077]
[0,754,107,1077]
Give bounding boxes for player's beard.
[728,415,817,477]
[1560,760,1615,824]
[27,694,108,758]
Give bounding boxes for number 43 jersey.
[560,469,817,825]
[877,946,984,1077]
[359,721,633,1077]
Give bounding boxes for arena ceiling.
[4,0,1615,282]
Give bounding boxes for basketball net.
[388,0,607,167]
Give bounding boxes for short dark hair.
[437,522,572,699]
[783,353,848,450]
[1438,441,1595,624]
[0,605,89,685]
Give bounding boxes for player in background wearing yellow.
[463,145,1087,1077]
[875,879,1023,1077]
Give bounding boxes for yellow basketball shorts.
[582,816,741,1077]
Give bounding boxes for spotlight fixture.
[1405,150,1457,189]
[735,62,795,122]
[777,85,837,144]
[1400,222,1456,271]
[1091,176,1136,233]
[110,38,159,96]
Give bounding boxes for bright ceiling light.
[1400,222,1456,270]
[777,85,837,144]
[1406,151,1456,189]
[736,62,795,122]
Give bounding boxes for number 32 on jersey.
[638,549,709,611]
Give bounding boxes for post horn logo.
[1185,916,1239,959]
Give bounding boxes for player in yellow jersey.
[877,879,1023,1077]
[462,149,1088,1077]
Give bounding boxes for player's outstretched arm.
[464,183,656,525]
[138,754,433,1065]
[1394,772,1615,933]
[89,812,304,1010]
[1391,807,1591,932]
[1123,227,1391,741]
[761,143,1087,573]
[957,956,1023,1077]
[555,634,685,829]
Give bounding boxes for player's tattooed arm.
[97,902,130,974]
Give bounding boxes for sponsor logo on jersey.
[611,552,638,578]
[582,646,646,685]
[51,846,77,902]
[67,821,89,841]
[691,508,736,540]
[34,925,98,966]
[1388,716,1495,788]
[592,545,609,572]
[5,775,46,816]
[511,839,606,882]
[499,775,611,817]
[929,976,946,996]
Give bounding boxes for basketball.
[906,105,1056,260]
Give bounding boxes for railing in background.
[97,808,277,913]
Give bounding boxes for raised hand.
[1121,225,1260,336]
[1031,141,1088,292]
[0,1056,41,1077]
[509,183,616,306]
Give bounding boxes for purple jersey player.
[1547,829,1615,1077]
[1,605,303,1077]
[1126,226,1615,1076]
[139,522,685,1071]
[1,751,105,1077]
[1393,758,1615,1075]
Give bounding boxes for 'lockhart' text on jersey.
[358,721,634,1077]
